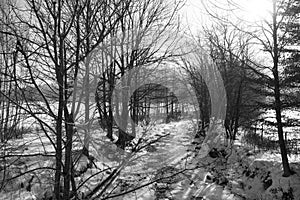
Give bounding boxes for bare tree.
[203,22,263,141]
[0,0,23,142]
[0,0,132,199]
[95,0,183,149]
[202,0,295,176]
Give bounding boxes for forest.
[0,0,300,199]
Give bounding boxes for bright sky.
[241,0,272,19]
[181,0,273,34]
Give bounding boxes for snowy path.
[140,121,194,169]
[120,120,244,200]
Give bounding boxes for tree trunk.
[116,74,134,148]
[233,79,243,140]
[107,67,115,140]
[107,104,114,140]
[63,112,74,200]
[54,4,64,197]
[54,65,63,200]
[84,0,91,153]
[83,53,91,151]
[272,0,292,177]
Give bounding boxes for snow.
[1,119,300,200]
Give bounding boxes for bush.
[242,132,278,151]
[165,111,181,123]
[3,126,31,140]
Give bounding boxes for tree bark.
[272,0,292,177]
[54,2,63,198]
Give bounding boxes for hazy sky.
[181,0,273,34]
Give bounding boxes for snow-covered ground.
[261,109,300,139]
[0,119,300,200]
